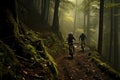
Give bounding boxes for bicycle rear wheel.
[81,43,85,52]
[69,46,74,58]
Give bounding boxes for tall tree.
[73,0,77,34]
[45,0,50,23]
[98,0,104,54]
[41,0,46,23]
[109,0,114,62]
[52,0,60,32]
[81,0,96,45]
[86,2,90,45]
[52,0,62,38]
[113,0,119,67]
[39,0,50,24]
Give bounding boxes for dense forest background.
[0,0,120,79]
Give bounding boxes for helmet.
[68,32,73,37]
[70,32,73,35]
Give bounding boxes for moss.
[1,5,59,79]
[16,30,59,79]
[90,51,120,79]
[26,30,41,42]
[23,44,37,59]
[44,32,66,57]
[40,40,59,79]
[46,51,59,79]
[2,11,59,78]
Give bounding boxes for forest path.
[55,44,113,80]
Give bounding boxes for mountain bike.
[81,41,85,52]
[68,43,74,58]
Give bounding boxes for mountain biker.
[79,33,86,52]
[67,32,76,54]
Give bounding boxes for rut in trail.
[55,45,114,80]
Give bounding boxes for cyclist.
[67,32,76,56]
[79,33,86,52]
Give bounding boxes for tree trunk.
[0,0,19,44]
[73,0,77,34]
[45,0,50,23]
[109,0,114,62]
[52,0,60,32]
[41,0,46,23]
[98,0,104,54]
[86,6,90,45]
[113,0,119,68]
[52,0,63,40]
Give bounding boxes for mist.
[48,0,99,49]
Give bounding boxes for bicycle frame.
[81,41,85,52]
[69,43,74,58]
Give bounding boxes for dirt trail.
[55,45,113,80]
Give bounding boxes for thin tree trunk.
[86,6,90,45]
[41,0,46,23]
[109,0,114,62]
[73,0,77,34]
[113,0,119,67]
[84,13,86,34]
[45,0,50,23]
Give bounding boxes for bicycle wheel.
[69,46,74,58]
[81,43,85,52]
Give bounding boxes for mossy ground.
[90,51,120,79]
[0,25,60,80]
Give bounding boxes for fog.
[17,0,120,74]
[48,0,100,49]
[24,0,120,73]
[59,0,84,41]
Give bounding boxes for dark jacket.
[67,34,75,43]
[79,33,86,41]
